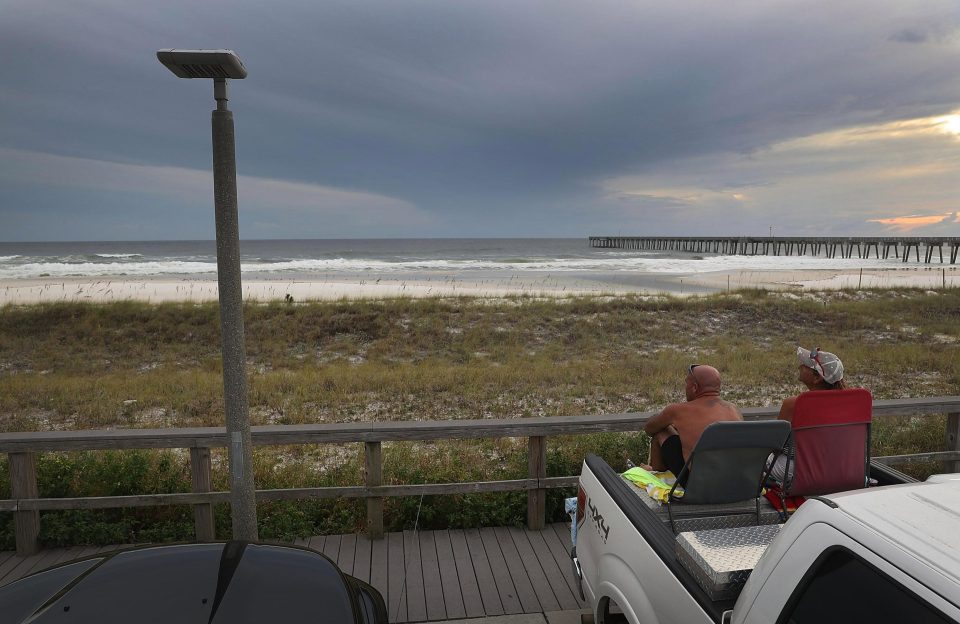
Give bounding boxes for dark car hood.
[0,542,359,624]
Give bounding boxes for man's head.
[686,364,722,400]
[796,346,844,387]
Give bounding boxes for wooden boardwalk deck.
[0,524,585,622]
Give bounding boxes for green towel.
[621,466,683,502]
[621,466,672,490]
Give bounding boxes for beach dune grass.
[0,289,958,547]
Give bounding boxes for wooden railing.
[2,397,959,555]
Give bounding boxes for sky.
[1,0,959,241]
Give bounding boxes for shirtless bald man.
[643,364,742,479]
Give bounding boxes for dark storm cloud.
[1,0,959,239]
[891,28,928,43]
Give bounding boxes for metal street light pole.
[157,49,258,541]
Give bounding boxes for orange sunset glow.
[868,213,957,232]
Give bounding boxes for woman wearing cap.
[769,347,847,481]
[779,346,847,423]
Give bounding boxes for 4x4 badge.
[587,497,610,543]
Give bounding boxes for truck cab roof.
[827,474,960,590]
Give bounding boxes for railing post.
[527,436,546,530]
[365,441,384,539]
[946,412,960,474]
[10,452,40,556]
[190,447,216,541]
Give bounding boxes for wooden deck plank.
[387,532,407,623]
[419,531,446,621]
[24,545,99,575]
[370,535,390,603]
[541,522,587,607]
[490,527,540,613]
[354,534,373,584]
[338,533,357,577]
[449,530,485,618]
[464,528,505,616]
[435,530,468,620]
[307,534,326,552]
[477,528,520,614]
[551,522,573,556]
[0,555,30,586]
[62,546,91,561]
[46,546,87,571]
[508,527,561,612]
[21,547,66,578]
[403,530,427,623]
[525,528,580,610]
[6,548,61,583]
[321,534,342,563]
[0,561,34,586]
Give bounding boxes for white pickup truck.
[571,454,960,624]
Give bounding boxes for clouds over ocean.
[1,0,959,239]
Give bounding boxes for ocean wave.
[0,253,911,279]
[244,255,902,274]
[0,255,21,262]
[94,253,143,258]
[0,261,217,279]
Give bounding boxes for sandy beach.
[1,266,958,304]
[0,274,610,304]
[688,266,960,293]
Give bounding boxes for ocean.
[0,238,915,283]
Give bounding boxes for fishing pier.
[589,236,960,264]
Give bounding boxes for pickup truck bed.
[578,454,918,624]
[583,454,739,621]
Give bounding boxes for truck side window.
[780,548,951,624]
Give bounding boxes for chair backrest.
[786,388,872,497]
[677,420,791,505]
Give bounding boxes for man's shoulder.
[659,401,700,422]
[691,396,742,420]
[645,402,683,433]
[717,399,743,419]
[659,402,685,416]
[690,396,736,410]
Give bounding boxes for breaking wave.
[0,252,908,280]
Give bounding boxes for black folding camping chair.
[667,420,791,533]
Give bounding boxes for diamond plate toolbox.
[675,524,782,601]
[625,477,781,531]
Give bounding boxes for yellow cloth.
[622,466,684,502]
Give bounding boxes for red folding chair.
[773,388,873,515]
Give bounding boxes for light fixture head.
[157,49,247,79]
